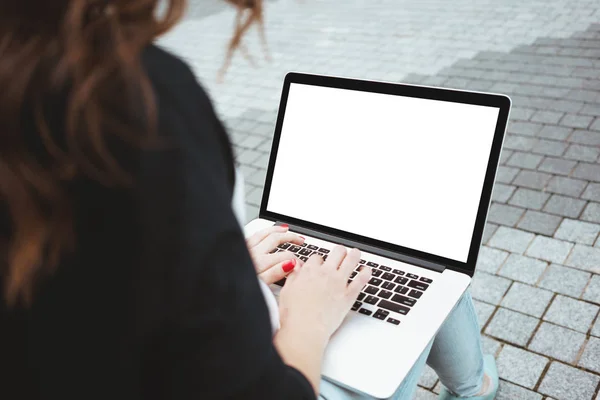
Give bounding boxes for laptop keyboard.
[271,240,433,326]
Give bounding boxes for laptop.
[244,72,511,398]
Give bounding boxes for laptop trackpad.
[321,312,418,399]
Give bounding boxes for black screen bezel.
[259,72,511,277]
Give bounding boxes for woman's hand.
[277,246,372,339]
[246,225,305,285]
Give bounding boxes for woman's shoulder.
[140,44,236,187]
[142,45,194,81]
[142,44,210,103]
[141,44,220,133]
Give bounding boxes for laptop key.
[382,272,395,281]
[373,312,386,320]
[382,282,395,290]
[307,244,319,250]
[387,318,400,325]
[365,295,378,305]
[269,249,278,254]
[359,308,372,316]
[378,290,393,299]
[407,273,419,280]
[393,269,404,275]
[299,256,308,262]
[315,253,325,258]
[420,277,433,284]
[323,255,328,260]
[351,301,362,311]
[359,259,366,264]
[288,245,301,253]
[299,243,307,247]
[408,280,429,291]
[394,286,409,295]
[364,285,379,295]
[379,265,392,271]
[367,262,379,267]
[391,294,417,307]
[358,292,366,301]
[371,269,383,277]
[278,243,291,250]
[350,271,357,278]
[394,276,408,285]
[408,289,423,299]
[375,309,389,317]
[368,278,383,286]
[319,248,330,254]
[298,248,312,256]
[378,300,410,315]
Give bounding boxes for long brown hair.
[0,0,266,307]
[0,0,187,306]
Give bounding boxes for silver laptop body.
[245,72,511,398]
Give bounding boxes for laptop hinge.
[276,222,446,274]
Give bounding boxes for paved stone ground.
[159,1,600,399]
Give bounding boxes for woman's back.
[0,46,270,399]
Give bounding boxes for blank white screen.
[267,83,500,262]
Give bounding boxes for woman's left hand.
[246,225,305,285]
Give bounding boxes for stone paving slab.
[161,2,600,398]
[529,323,587,364]
[497,254,548,284]
[475,246,509,274]
[485,308,539,346]
[543,295,599,333]
[470,272,512,305]
[579,337,600,374]
[473,299,496,328]
[497,380,543,400]
[539,362,600,400]
[497,345,549,389]
[538,263,592,297]
[501,282,554,318]
[488,226,535,254]
[585,274,600,304]
[526,236,574,264]
[555,218,600,245]
[566,244,600,273]
[481,335,502,358]
[509,187,550,210]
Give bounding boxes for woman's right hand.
[277,245,372,340]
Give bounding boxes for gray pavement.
[159,1,600,398]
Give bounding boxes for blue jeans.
[319,291,484,400]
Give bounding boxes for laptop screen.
[266,82,501,263]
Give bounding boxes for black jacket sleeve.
[136,46,316,400]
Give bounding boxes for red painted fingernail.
[282,259,296,273]
[281,224,289,228]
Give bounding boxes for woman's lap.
[318,340,431,400]
[318,291,483,400]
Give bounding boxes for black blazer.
[0,45,314,400]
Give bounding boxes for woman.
[0,1,498,399]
